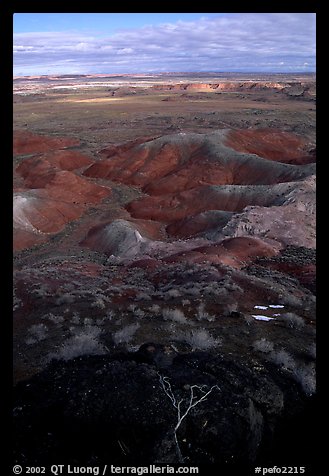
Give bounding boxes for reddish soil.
[14,132,111,251]
[166,211,233,239]
[126,184,279,223]
[163,236,281,268]
[84,131,313,195]
[13,130,80,155]
[224,129,315,164]
[260,260,316,292]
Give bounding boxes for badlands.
[13,73,316,470]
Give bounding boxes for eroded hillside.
[13,76,316,468]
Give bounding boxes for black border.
[5,4,320,476]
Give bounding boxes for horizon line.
[14,71,317,78]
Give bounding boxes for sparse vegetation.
[279,312,305,329]
[134,308,146,319]
[149,304,161,313]
[162,308,188,324]
[54,325,106,361]
[113,323,140,345]
[71,312,80,324]
[55,293,75,306]
[182,329,221,351]
[292,363,316,395]
[308,343,316,359]
[163,289,182,300]
[253,338,274,354]
[135,292,152,301]
[25,323,48,345]
[195,303,215,322]
[281,294,302,308]
[91,296,107,309]
[269,349,296,372]
[252,336,316,395]
[42,312,64,324]
[13,286,22,311]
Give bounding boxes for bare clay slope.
[83,129,315,250]
[84,130,314,192]
[13,131,111,251]
[13,125,316,466]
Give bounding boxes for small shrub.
[13,287,22,311]
[184,329,221,351]
[280,312,305,329]
[128,304,138,313]
[281,294,302,308]
[184,286,203,297]
[83,317,93,326]
[225,303,238,315]
[113,323,140,345]
[105,310,115,320]
[308,343,316,359]
[26,323,48,345]
[149,304,161,314]
[71,312,80,324]
[55,293,75,306]
[135,292,152,301]
[195,303,215,322]
[43,313,64,324]
[253,338,274,354]
[292,363,316,395]
[165,289,182,299]
[91,297,107,309]
[224,281,243,293]
[269,349,295,371]
[56,326,105,361]
[134,308,146,319]
[162,308,188,324]
[31,284,50,298]
[268,347,316,395]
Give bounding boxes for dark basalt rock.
[13,347,316,469]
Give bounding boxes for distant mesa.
[150,81,315,98]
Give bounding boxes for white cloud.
[13,13,316,75]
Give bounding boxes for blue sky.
[13,13,316,76]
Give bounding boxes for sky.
[13,13,316,76]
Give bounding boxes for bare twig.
[159,374,220,462]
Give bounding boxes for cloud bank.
[13,13,316,75]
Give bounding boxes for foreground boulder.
[13,347,316,469]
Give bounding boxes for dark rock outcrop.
[13,348,316,468]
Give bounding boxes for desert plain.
[13,72,316,469]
